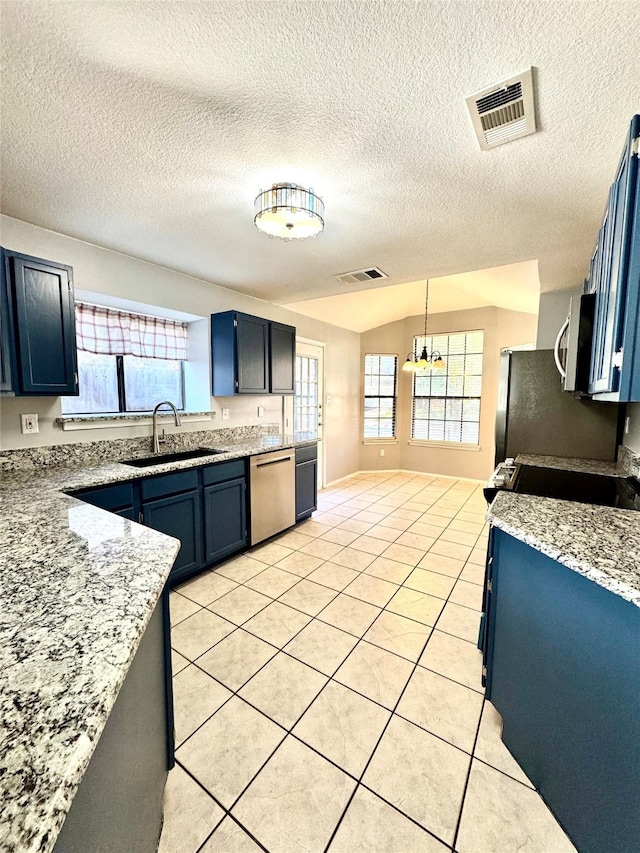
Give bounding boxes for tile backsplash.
[0,424,280,471]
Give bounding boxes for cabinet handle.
[553,317,569,379]
[138,511,144,524]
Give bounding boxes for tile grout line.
[323,515,479,852]
[170,473,489,851]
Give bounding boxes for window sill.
[56,411,214,431]
[362,438,399,445]
[407,440,481,452]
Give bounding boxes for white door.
[294,340,324,490]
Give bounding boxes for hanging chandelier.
[254,183,325,240]
[402,280,446,372]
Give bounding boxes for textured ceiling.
[1,1,639,317]
[286,261,540,333]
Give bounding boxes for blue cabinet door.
[270,322,296,394]
[487,529,640,853]
[203,477,247,563]
[236,313,269,394]
[143,489,203,581]
[4,250,78,395]
[295,459,317,521]
[590,115,640,396]
[0,250,15,392]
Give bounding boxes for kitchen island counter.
[0,430,317,852]
[0,476,180,853]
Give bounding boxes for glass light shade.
[415,346,431,371]
[402,356,415,372]
[432,355,446,369]
[254,183,324,240]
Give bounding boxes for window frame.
[62,350,187,416]
[363,353,399,442]
[410,330,484,447]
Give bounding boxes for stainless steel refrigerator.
[495,349,621,466]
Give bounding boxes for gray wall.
[0,215,361,485]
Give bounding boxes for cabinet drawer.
[295,444,317,464]
[141,469,199,501]
[202,459,246,485]
[73,481,134,511]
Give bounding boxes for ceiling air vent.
[466,68,537,151]
[335,267,388,285]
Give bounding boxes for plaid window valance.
[75,303,188,360]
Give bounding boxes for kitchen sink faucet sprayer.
[152,401,181,453]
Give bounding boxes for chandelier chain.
[423,279,429,340]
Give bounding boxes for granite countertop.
[0,432,316,853]
[488,453,640,607]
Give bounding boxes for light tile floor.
[159,471,577,853]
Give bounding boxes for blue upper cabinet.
[1,248,79,396]
[269,321,296,394]
[211,311,295,395]
[589,115,640,400]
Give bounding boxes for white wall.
[360,306,538,480]
[0,216,360,484]
[625,403,640,453]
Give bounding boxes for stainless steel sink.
[121,448,226,467]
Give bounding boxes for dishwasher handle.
[254,454,292,468]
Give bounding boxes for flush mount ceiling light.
[254,182,325,241]
[402,280,446,372]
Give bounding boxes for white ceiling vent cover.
[335,267,388,285]
[466,68,537,151]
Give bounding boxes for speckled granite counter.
[0,430,315,853]
[488,452,640,607]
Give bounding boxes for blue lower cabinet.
[203,478,247,563]
[69,482,136,524]
[142,490,203,582]
[295,444,318,521]
[71,458,252,584]
[486,528,640,853]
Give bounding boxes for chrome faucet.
[152,401,181,453]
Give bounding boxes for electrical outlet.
[380,448,385,457]
[257,406,264,418]
[21,413,39,434]
[222,407,230,421]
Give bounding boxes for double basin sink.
[122,447,228,468]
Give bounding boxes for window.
[364,354,397,439]
[62,303,188,415]
[411,330,483,444]
[295,354,319,435]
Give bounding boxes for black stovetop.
[512,464,640,511]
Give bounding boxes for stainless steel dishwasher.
[249,449,296,545]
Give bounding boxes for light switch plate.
[222,408,230,421]
[257,406,264,418]
[21,413,39,434]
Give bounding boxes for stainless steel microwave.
[554,292,595,394]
